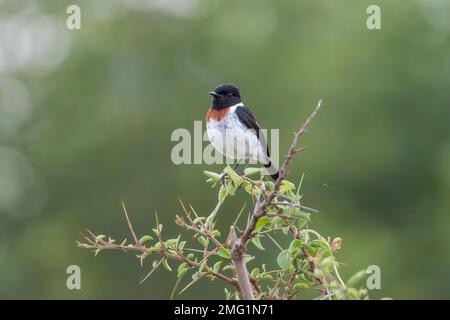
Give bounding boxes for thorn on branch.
[121,200,140,247]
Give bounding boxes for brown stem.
[231,238,255,300]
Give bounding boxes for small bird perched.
[205,84,279,181]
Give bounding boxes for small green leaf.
[277,249,290,269]
[213,261,223,273]
[255,217,271,232]
[244,167,263,176]
[225,181,237,196]
[197,236,207,246]
[298,217,308,229]
[244,255,255,264]
[95,235,106,241]
[265,181,275,190]
[318,256,334,270]
[223,165,242,186]
[146,246,158,253]
[186,253,194,260]
[223,264,234,271]
[346,269,368,287]
[251,237,265,250]
[193,217,206,223]
[289,239,303,254]
[165,239,178,249]
[250,268,260,278]
[192,271,200,280]
[279,180,295,193]
[203,171,222,181]
[218,247,231,259]
[152,224,163,236]
[177,262,188,278]
[347,287,360,300]
[139,235,153,244]
[261,274,273,281]
[162,259,172,272]
[293,282,309,290]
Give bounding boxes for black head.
[209,84,241,110]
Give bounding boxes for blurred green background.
[0,0,449,299]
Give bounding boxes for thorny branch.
[78,98,366,300]
[230,99,322,300]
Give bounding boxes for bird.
[205,83,279,181]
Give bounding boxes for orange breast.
[206,107,230,122]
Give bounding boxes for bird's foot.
[219,173,228,185]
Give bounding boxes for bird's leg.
[219,172,228,185]
[219,161,239,185]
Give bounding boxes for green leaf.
[211,230,221,238]
[146,246,158,253]
[244,167,263,176]
[177,262,188,278]
[261,274,273,281]
[162,259,172,272]
[346,269,368,287]
[223,264,234,271]
[279,180,295,193]
[178,240,186,251]
[293,282,309,290]
[347,287,360,300]
[223,165,243,186]
[289,239,303,254]
[243,181,254,194]
[318,256,334,270]
[203,171,222,181]
[186,253,194,260]
[165,238,178,249]
[244,255,255,264]
[218,247,231,259]
[298,217,308,229]
[193,217,206,223]
[213,261,223,273]
[277,249,291,269]
[265,181,275,190]
[255,217,271,232]
[250,268,260,278]
[197,236,207,246]
[251,237,265,250]
[95,235,106,241]
[152,224,163,236]
[139,235,153,244]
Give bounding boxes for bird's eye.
[228,93,233,97]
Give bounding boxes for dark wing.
[235,105,261,138]
[235,105,271,157]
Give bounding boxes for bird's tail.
[264,161,279,181]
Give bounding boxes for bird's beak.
[209,91,219,98]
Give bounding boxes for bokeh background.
[1,0,449,299]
